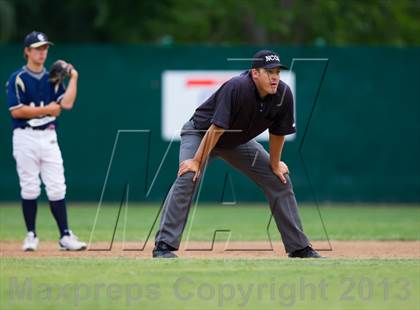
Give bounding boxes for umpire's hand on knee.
[178,159,200,182]
[271,161,289,184]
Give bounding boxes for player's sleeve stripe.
[9,103,24,111]
[14,73,25,104]
[56,94,65,102]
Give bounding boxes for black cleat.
[152,242,178,258]
[288,246,326,258]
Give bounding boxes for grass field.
[0,203,419,242]
[1,203,419,310]
[1,259,419,310]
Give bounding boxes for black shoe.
[152,241,178,258]
[288,246,326,258]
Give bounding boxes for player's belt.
[17,124,56,131]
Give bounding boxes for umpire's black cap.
[252,50,288,70]
[24,31,54,48]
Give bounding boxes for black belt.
[17,124,55,130]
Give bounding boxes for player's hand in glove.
[272,161,289,184]
[48,60,73,84]
[178,159,201,182]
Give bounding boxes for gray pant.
[155,120,310,253]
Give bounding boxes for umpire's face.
[25,45,49,66]
[252,67,281,97]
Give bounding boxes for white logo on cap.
[265,55,279,62]
[37,34,46,41]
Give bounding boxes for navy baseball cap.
[24,31,53,48]
[252,50,288,70]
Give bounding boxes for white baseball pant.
[12,128,66,201]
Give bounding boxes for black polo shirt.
[191,71,296,148]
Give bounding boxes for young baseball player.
[5,31,86,251]
[154,50,324,258]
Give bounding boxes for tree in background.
[0,0,419,45]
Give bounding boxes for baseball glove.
[48,60,71,84]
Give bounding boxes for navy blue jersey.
[6,66,65,129]
[192,71,296,148]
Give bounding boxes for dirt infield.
[1,240,419,259]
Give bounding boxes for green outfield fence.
[1,45,419,203]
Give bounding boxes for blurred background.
[0,0,419,203]
[1,0,419,45]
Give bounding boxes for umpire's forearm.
[193,124,225,166]
[269,133,285,168]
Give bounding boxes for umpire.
[153,50,324,259]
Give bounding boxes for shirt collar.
[23,66,46,80]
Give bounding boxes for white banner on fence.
[162,70,296,141]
